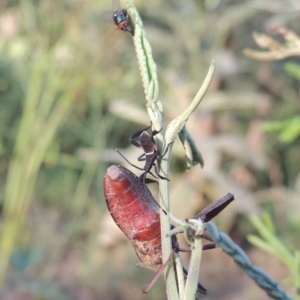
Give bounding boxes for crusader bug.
[115,124,172,183]
[103,164,235,297]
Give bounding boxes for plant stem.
[159,144,181,300]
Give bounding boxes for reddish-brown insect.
[104,164,163,271]
[103,165,209,296]
[103,165,234,295]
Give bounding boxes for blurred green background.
[0,0,299,299]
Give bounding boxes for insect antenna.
[114,147,159,180]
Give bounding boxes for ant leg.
[153,162,169,181]
[130,124,152,141]
[157,174,169,181]
[139,170,159,184]
[114,148,144,171]
[182,267,207,294]
[142,252,173,294]
[174,246,192,253]
[151,127,163,137]
[144,178,158,184]
[193,233,214,242]
[142,154,156,174]
[160,142,174,158]
[130,139,142,149]
[147,170,159,179]
[137,153,146,162]
[173,235,216,251]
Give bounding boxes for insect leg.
[142,252,174,294]
[153,162,169,181]
[160,142,174,158]
[144,178,158,184]
[151,127,163,137]
[114,148,144,171]
[130,124,152,141]
[182,267,207,295]
[175,243,217,252]
[130,139,142,149]
[139,170,159,185]
[192,232,214,242]
[137,153,146,162]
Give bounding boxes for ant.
[115,123,172,183]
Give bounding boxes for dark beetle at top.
[113,9,132,33]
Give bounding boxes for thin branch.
[206,222,293,300]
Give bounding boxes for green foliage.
[261,62,300,143]
[285,62,300,80]
[0,0,109,288]
[248,214,300,296]
[262,117,300,143]
[248,58,300,300]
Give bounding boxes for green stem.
[183,220,204,299]
[159,145,180,300]
[127,2,182,298]
[165,61,215,146]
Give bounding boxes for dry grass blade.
[244,26,300,61]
